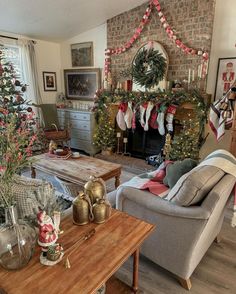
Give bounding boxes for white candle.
[123,138,128,143]
[188,69,191,84]
[192,69,195,81]
[117,132,121,138]
[199,64,202,79]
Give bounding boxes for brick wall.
[107,0,215,86]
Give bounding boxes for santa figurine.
[37,211,58,253]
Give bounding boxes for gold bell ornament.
[73,192,94,225]
[84,176,106,204]
[93,198,111,224]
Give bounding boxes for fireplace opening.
[126,122,166,159]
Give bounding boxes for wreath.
[132,47,167,89]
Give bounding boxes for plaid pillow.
[11,175,58,221]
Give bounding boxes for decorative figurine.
[48,140,57,154]
[37,211,58,253]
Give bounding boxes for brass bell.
[93,199,109,224]
[73,192,90,225]
[84,176,106,204]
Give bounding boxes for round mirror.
[132,41,169,91]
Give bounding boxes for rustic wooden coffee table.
[31,153,122,189]
[0,210,155,294]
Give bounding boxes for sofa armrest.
[116,187,211,220]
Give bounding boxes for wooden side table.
[0,210,155,294]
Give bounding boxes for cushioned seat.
[108,158,236,290]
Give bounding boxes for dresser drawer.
[70,119,91,130]
[70,129,92,141]
[69,111,90,121]
[70,138,91,149]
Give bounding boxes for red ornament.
[27,107,32,112]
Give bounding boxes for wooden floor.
[111,221,236,294]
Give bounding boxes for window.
[2,45,23,81]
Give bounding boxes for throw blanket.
[119,161,171,198]
[198,149,236,227]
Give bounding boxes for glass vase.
[0,206,36,270]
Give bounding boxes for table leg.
[31,166,36,178]
[132,248,140,293]
[115,175,120,188]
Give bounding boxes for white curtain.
[18,39,42,105]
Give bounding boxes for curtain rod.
[0,35,18,40]
[0,34,36,43]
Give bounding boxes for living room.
[0,0,236,293]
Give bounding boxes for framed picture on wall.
[214,57,236,101]
[43,71,57,91]
[71,42,94,67]
[64,68,101,100]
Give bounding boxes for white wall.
[202,0,236,156]
[59,23,107,106]
[207,0,236,95]
[34,40,61,103]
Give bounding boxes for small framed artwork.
[71,42,94,67]
[64,68,101,100]
[214,57,236,101]
[43,71,57,91]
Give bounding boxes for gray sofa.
[108,171,235,290]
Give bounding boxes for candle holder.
[122,138,131,156]
[116,133,122,154]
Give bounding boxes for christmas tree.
[169,119,200,161]
[0,47,32,116]
[93,107,116,151]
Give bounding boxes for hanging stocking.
[149,104,159,129]
[166,104,177,133]
[124,102,133,129]
[116,102,128,131]
[131,109,137,131]
[156,104,167,135]
[144,102,154,131]
[139,102,148,128]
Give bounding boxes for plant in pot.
[0,48,37,270]
[93,107,116,155]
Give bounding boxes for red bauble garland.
[104,0,209,81]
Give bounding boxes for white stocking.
[157,112,165,135]
[139,104,147,128]
[124,102,133,129]
[116,109,126,131]
[144,102,154,131]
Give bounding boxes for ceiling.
[0,0,148,42]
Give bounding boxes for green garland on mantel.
[93,89,208,124]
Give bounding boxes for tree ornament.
[132,47,167,89]
[27,106,32,112]
[15,80,21,86]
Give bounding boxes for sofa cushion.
[166,166,225,206]
[163,159,198,188]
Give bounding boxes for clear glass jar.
[0,206,36,270]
